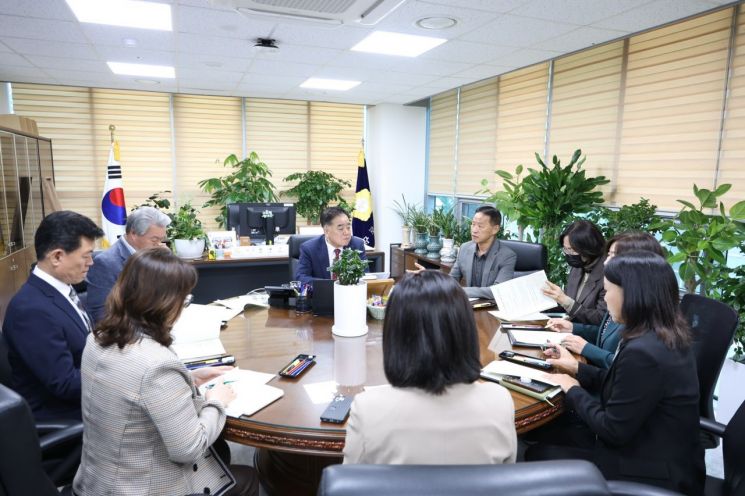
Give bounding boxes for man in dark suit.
[86,206,170,323]
[294,206,367,284]
[3,210,103,421]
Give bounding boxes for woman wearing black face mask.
[542,220,607,325]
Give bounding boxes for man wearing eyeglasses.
[295,206,368,285]
[86,206,171,324]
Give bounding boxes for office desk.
[220,306,564,495]
[189,250,385,304]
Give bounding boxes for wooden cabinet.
[0,127,55,323]
[390,244,453,280]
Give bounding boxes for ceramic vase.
[426,233,442,259]
[440,238,456,263]
[332,281,368,337]
[414,232,428,255]
[401,225,412,249]
[173,238,205,260]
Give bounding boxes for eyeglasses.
[184,294,193,308]
[562,247,579,256]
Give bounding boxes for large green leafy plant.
[168,201,206,241]
[282,170,351,223]
[329,248,369,285]
[481,149,609,284]
[582,198,660,240]
[199,152,278,227]
[653,184,745,295]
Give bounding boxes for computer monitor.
[226,202,296,245]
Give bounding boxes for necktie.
[331,248,341,281]
[69,287,92,332]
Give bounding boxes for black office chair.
[680,294,739,448]
[288,234,319,280]
[500,239,548,278]
[0,332,83,488]
[700,398,745,496]
[0,384,78,496]
[317,461,683,496]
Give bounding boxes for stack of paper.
[507,330,564,348]
[481,360,559,386]
[199,368,284,417]
[489,271,557,321]
[171,304,226,361]
[213,294,270,320]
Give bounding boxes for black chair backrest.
[0,333,10,388]
[499,239,548,279]
[288,234,319,280]
[0,384,60,496]
[318,460,615,496]
[723,398,745,496]
[680,294,739,420]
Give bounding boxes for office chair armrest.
[39,422,83,452]
[607,480,684,496]
[36,418,81,434]
[699,417,726,437]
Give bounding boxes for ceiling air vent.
[212,0,407,25]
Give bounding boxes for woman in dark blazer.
[528,251,704,495]
[543,220,607,325]
[547,231,664,369]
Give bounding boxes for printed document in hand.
[171,304,226,361]
[507,330,564,348]
[489,271,557,321]
[199,368,283,418]
[481,360,560,387]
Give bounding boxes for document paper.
[489,271,557,321]
[508,330,564,348]
[198,368,283,418]
[481,360,560,387]
[171,304,226,361]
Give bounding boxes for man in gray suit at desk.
[448,206,516,299]
[86,206,170,323]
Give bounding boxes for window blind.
[427,89,458,195]
[616,9,731,209]
[456,78,498,196]
[173,94,243,230]
[550,41,624,201]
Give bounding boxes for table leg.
[254,448,342,496]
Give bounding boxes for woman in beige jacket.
[73,248,258,496]
[343,270,517,465]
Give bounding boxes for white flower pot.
[332,281,368,337]
[440,237,456,263]
[173,238,205,260]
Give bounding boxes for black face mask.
[564,253,586,268]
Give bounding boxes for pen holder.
[295,294,312,314]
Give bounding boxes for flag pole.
[109,124,116,143]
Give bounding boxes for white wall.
[366,103,427,271]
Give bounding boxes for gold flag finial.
[109,124,116,143]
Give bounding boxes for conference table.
[219,305,566,495]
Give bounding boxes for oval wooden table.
[220,306,564,495]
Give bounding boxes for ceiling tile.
[372,0,499,38]
[265,43,343,65]
[531,26,629,52]
[94,46,176,66]
[0,41,10,52]
[420,0,532,14]
[509,0,651,25]
[0,15,87,43]
[1,38,98,59]
[176,4,277,38]
[328,51,470,76]
[454,64,514,79]
[593,0,724,33]
[43,69,118,85]
[270,23,370,50]
[0,52,33,67]
[176,53,252,72]
[421,40,515,64]
[177,32,254,57]
[0,0,77,20]
[80,24,176,51]
[0,66,54,81]
[461,14,581,46]
[178,79,239,91]
[488,48,561,67]
[178,67,243,82]
[247,59,317,77]
[25,55,108,72]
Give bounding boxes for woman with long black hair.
[527,251,704,495]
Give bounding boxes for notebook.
[198,368,283,418]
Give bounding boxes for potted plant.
[169,201,207,259]
[198,152,279,227]
[409,206,430,256]
[433,205,457,263]
[391,194,415,249]
[282,171,351,224]
[329,248,370,337]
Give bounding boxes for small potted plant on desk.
[329,248,370,338]
[169,201,207,259]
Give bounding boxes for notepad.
[481,360,560,387]
[489,271,557,321]
[507,329,564,348]
[199,368,283,417]
[171,304,226,361]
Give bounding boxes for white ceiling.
[0,0,737,105]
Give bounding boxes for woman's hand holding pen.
[191,365,234,387]
[542,343,579,376]
[205,381,236,406]
[546,318,573,333]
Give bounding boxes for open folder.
[489,271,557,321]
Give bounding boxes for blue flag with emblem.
[352,149,375,248]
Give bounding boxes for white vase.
[333,335,367,387]
[401,225,412,249]
[332,281,368,337]
[173,238,205,260]
[440,238,456,263]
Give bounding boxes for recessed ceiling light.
[65,0,172,31]
[108,62,175,78]
[122,38,138,48]
[300,78,360,91]
[416,16,458,30]
[351,31,446,57]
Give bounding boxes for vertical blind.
[427,6,745,211]
[11,85,364,230]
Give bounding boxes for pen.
[283,359,302,373]
[205,380,237,390]
[286,359,310,375]
[290,359,313,376]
